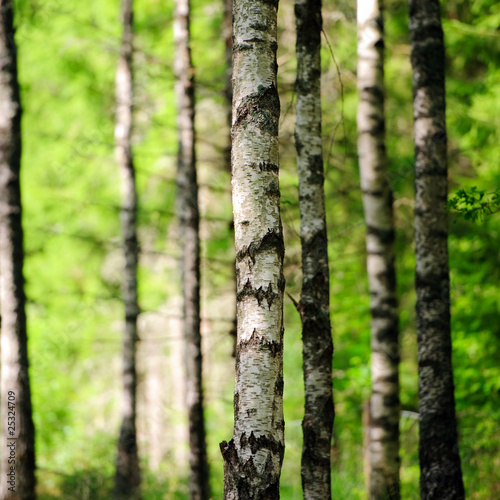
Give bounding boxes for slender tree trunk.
[220,0,285,498]
[357,1,400,499]
[408,1,465,499]
[223,0,233,175]
[222,0,237,356]
[174,1,210,498]
[294,1,334,498]
[114,1,141,499]
[0,2,37,498]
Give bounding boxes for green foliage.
[448,187,500,220]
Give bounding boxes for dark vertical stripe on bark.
[295,0,334,498]
[174,1,210,498]
[0,2,37,499]
[221,0,285,497]
[114,1,141,499]
[357,1,400,498]
[408,1,465,499]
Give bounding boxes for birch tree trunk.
[220,0,285,497]
[357,1,400,498]
[408,1,465,498]
[0,2,37,499]
[295,1,334,498]
[223,0,238,356]
[223,0,233,175]
[174,1,210,498]
[114,1,141,499]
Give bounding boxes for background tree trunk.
[357,1,400,498]
[220,0,285,497]
[0,1,37,498]
[174,0,210,498]
[223,0,233,176]
[222,0,237,356]
[295,0,334,498]
[408,1,465,498]
[114,1,141,499]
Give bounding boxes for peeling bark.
[357,1,400,499]
[221,0,285,497]
[114,1,141,499]
[0,2,37,499]
[174,0,210,498]
[408,1,465,499]
[295,1,334,498]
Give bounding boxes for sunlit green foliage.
[448,187,500,220]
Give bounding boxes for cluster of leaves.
[448,187,500,221]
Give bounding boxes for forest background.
[10,0,500,498]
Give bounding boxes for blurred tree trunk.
[357,1,400,499]
[222,0,237,356]
[408,1,465,498]
[223,0,233,174]
[174,0,210,499]
[0,2,37,499]
[114,1,141,499]
[294,1,334,498]
[219,0,285,497]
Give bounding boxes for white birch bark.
[114,1,141,498]
[0,1,37,498]
[357,1,400,498]
[220,0,285,498]
[408,1,465,498]
[174,0,210,498]
[295,0,334,498]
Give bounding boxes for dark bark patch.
[236,280,280,309]
[367,225,395,245]
[375,37,385,50]
[239,328,282,357]
[250,22,267,32]
[221,435,282,499]
[368,113,386,135]
[234,84,280,136]
[260,0,279,8]
[415,271,449,294]
[410,35,445,89]
[265,180,280,198]
[301,229,328,266]
[275,376,284,396]
[295,1,321,52]
[362,85,384,103]
[294,132,303,155]
[234,43,253,51]
[241,431,283,456]
[236,228,285,264]
[257,161,279,173]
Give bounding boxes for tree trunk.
[0,1,37,498]
[220,0,285,498]
[295,1,334,498]
[408,1,465,499]
[114,1,141,499]
[174,1,210,499]
[223,0,233,175]
[357,1,400,499]
[222,0,237,357]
